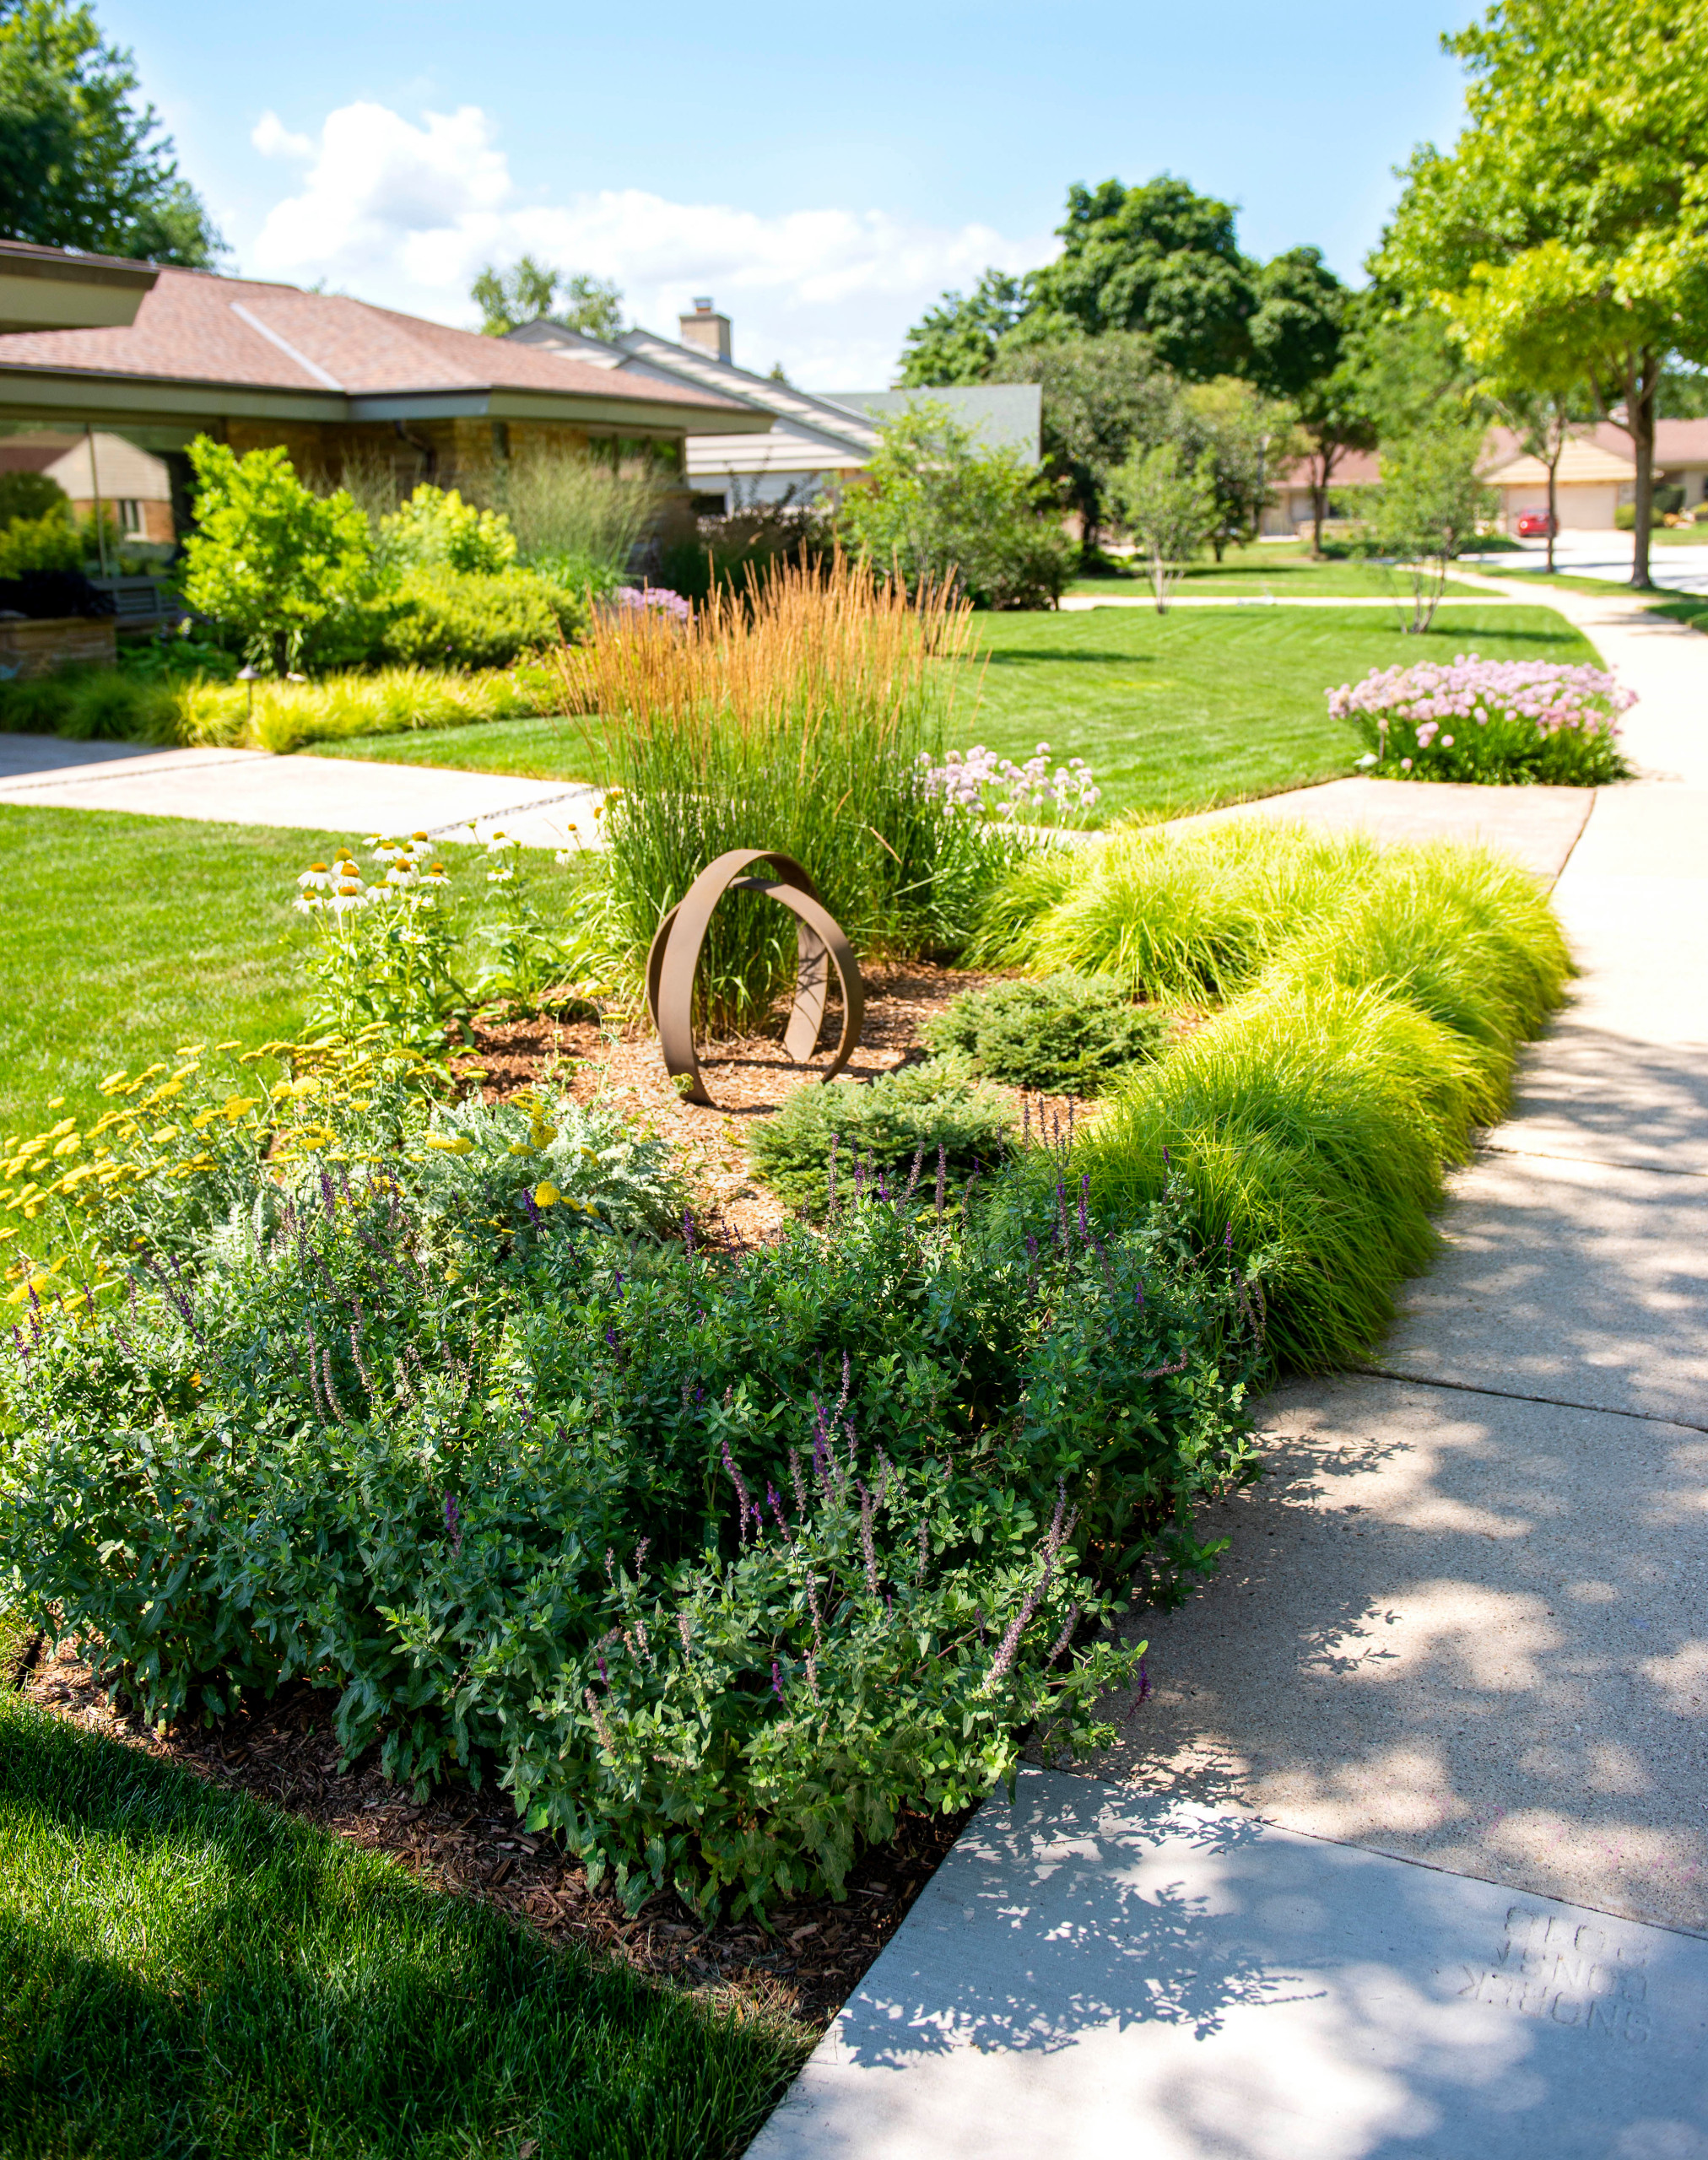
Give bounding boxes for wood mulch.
[12,1629,970,2033]
[449,960,1100,1245]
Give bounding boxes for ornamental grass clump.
[1,1132,1262,1920]
[549,554,1020,1034]
[1329,654,1634,785]
[1060,834,1572,1367]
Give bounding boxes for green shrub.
[2,1052,1262,1920]
[838,399,1074,610]
[746,1059,1014,1217]
[0,507,83,577]
[380,484,518,574]
[179,440,376,673]
[376,566,584,670]
[922,971,1169,1094]
[0,469,69,526]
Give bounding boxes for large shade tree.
[1376,0,1708,588]
[1024,176,1257,381]
[0,0,219,262]
[896,269,1028,386]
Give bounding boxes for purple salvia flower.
[789,1446,809,1522]
[767,1482,796,1544]
[1046,1605,1080,1666]
[916,1509,931,1584]
[444,1493,462,1557]
[857,1482,879,1596]
[935,1142,946,1218]
[595,1641,609,1686]
[1136,1654,1153,1704]
[721,1437,754,1542]
[677,1612,694,1655]
[1078,1173,1089,1241]
[682,1206,695,1255]
[905,1143,924,1198]
[584,1687,614,1751]
[771,1659,785,1704]
[826,1131,839,1218]
[805,1650,820,1702]
[836,1351,851,1414]
[521,1187,541,1228]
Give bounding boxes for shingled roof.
[0,264,770,436]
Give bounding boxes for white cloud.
[245,100,1053,387]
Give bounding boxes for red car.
[1515,510,1557,537]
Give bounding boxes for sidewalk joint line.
[424,787,600,837]
[1350,1364,1708,1434]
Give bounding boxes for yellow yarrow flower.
[532,1181,561,1207]
[426,1134,475,1155]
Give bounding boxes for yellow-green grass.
[309,605,1598,828]
[982,821,1571,1369]
[0,1628,803,2158]
[0,808,589,1143]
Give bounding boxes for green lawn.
[959,604,1596,822]
[1068,540,1489,599]
[0,808,591,1144]
[307,604,1597,829]
[0,1616,802,2159]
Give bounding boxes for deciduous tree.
[0,0,219,262]
[1376,0,1708,589]
[473,257,624,342]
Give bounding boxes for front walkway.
[749,596,1708,2155]
[0,732,600,849]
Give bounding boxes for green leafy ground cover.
[0,1612,804,2159]
[310,605,1597,825]
[0,809,592,1143]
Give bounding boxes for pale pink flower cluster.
[1327,655,1635,748]
[917,742,1100,824]
[611,585,691,623]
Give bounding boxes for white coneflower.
[296,862,334,890]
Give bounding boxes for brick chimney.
[678,296,732,363]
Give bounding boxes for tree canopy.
[1375,0,1708,586]
[1024,176,1256,381]
[896,269,1028,386]
[0,0,220,263]
[473,256,625,341]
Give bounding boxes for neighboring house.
[0,429,174,543]
[0,238,157,334]
[508,300,1042,513]
[0,256,771,543]
[1259,448,1382,538]
[1484,419,1708,529]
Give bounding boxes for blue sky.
[100,0,1475,387]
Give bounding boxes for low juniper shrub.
[922,972,1170,1095]
[745,1058,1015,1220]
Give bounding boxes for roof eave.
[0,364,774,436]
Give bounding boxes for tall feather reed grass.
[549,554,1013,1034]
[500,445,664,578]
[986,824,1572,1369]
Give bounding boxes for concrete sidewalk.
[0,732,602,850]
[749,589,1708,2151]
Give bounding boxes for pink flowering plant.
[918,741,1102,827]
[608,585,691,624]
[1328,654,1633,786]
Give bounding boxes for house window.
[116,499,144,536]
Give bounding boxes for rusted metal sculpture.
[644,849,865,1108]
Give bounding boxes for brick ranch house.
[0,246,773,546]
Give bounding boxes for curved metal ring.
[643,848,866,1108]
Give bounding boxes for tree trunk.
[1310,440,1339,559]
[1544,422,1561,575]
[1629,350,1659,591]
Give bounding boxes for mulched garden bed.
[12,1629,971,2034]
[7,966,1110,2035]
[450,960,1100,1246]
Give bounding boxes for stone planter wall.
[0,614,118,680]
